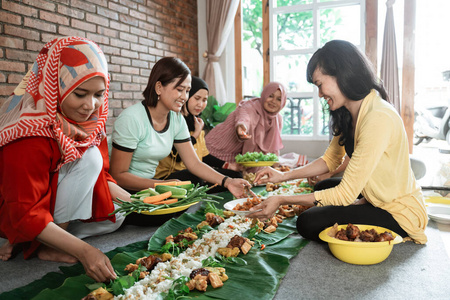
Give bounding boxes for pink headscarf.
[205,82,287,162]
[239,82,287,154]
[0,37,109,170]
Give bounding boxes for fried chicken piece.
[217,247,240,257]
[82,287,113,300]
[359,229,376,242]
[346,223,360,240]
[335,229,349,241]
[205,267,228,282]
[227,235,246,249]
[136,255,162,271]
[223,210,235,218]
[187,274,208,292]
[205,212,225,227]
[124,263,139,272]
[374,232,394,242]
[263,225,277,233]
[208,272,224,288]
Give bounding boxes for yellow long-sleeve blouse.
[314,90,428,244]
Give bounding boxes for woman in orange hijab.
[0,37,130,282]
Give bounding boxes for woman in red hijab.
[205,82,287,162]
[0,37,130,282]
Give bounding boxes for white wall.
[197,0,328,159]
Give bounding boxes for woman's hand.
[236,124,252,140]
[78,245,117,282]
[225,178,252,198]
[192,116,204,139]
[227,162,244,172]
[246,196,282,220]
[307,172,332,186]
[253,167,284,185]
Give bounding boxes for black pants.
[296,178,408,242]
[166,168,242,194]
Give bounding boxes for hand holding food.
[79,245,117,283]
[246,196,282,220]
[225,178,252,198]
[253,167,284,185]
[236,124,252,139]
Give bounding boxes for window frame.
[268,0,366,141]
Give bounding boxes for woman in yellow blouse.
[251,40,427,244]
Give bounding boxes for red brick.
[148,47,164,56]
[71,0,96,13]
[98,26,118,39]
[0,49,3,58]
[108,2,129,14]
[0,36,24,49]
[58,26,86,38]
[72,19,96,33]
[8,73,26,84]
[41,34,60,44]
[0,85,16,97]
[0,61,26,73]
[121,66,140,75]
[109,20,130,32]
[0,73,6,83]
[111,38,130,49]
[5,49,35,62]
[22,0,56,11]
[5,25,40,41]
[119,14,138,27]
[114,92,133,100]
[121,49,138,59]
[131,43,148,53]
[139,53,155,62]
[2,1,38,17]
[139,37,156,47]
[156,42,170,51]
[97,6,119,21]
[120,0,140,10]
[130,27,148,38]
[40,11,70,26]
[122,83,141,91]
[119,32,138,43]
[26,40,44,52]
[108,99,122,108]
[23,18,57,33]
[130,9,146,21]
[111,56,131,65]
[112,74,132,82]
[138,21,155,32]
[57,6,85,19]
[87,13,109,26]
[0,11,22,25]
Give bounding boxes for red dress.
[0,136,116,258]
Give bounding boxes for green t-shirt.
[112,101,190,179]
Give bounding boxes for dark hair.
[306,40,388,146]
[142,57,191,107]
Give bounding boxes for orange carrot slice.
[142,191,172,204]
[154,181,191,186]
[153,199,178,205]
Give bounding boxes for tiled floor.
[413,139,450,258]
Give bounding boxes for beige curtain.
[380,0,401,113]
[203,0,239,104]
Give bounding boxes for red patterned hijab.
[0,36,109,170]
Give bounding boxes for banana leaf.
[5,188,309,300]
[29,235,307,300]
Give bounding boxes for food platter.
[427,204,450,224]
[223,198,262,216]
[140,201,199,215]
[238,161,277,167]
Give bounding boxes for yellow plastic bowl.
[319,224,403,265]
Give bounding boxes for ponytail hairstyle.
[306,40,388,146]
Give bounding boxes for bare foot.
[0,241,15,261]
[37,245,78,264]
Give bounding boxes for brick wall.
[0,0,199,134]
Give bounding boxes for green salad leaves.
[235,152,278,162]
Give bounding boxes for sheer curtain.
[203,0,239,104]
[380,0,401,113]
